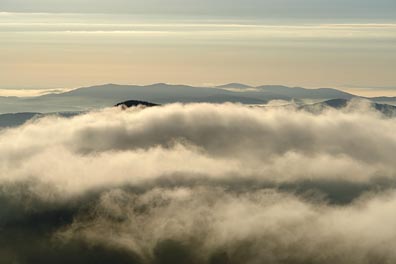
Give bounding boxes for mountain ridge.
[1,83,395,114]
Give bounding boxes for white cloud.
[1,103,396,262]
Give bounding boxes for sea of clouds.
[1,102,396,263]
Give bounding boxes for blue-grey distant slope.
[2,83,395,114]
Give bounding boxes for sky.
[0,0,395,96]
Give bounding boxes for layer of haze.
[2,0,396,18]
[1,103,396,263]
[1,0,396,95]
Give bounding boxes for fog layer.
[1,102,396,263]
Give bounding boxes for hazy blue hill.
[301,99,396,117]
[58,83,230,101]
[215,83,253,89]
[0,112,43,127]
[193,94,268,104]
[372,102,396,116]
[38,83,291,105]
[369,96,396,105]
[257,85,356,99]
[0,112,81,128]
[0,96,22,110]
[229,90,293,102]
[320,98,349,108]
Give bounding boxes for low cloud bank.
[1,102,396,263]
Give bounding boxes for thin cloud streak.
[1,20,396,39]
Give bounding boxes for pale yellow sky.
[1,13,396,96]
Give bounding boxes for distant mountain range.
[0,83,395,114]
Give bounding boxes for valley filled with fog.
[1,102,396,263]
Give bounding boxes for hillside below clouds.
[0,83,395,114]
[2,98,396,128]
